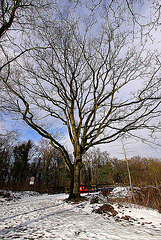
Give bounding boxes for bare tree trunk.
[73,163,81,198]
[122,140,136,204]
[68,161,82,199]
[69,167,74,199]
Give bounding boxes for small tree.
[12,140,32,185]
[83,149,110,185]
[37,139,69,188]
[0,130,18,186]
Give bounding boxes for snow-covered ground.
[0,189,161,239]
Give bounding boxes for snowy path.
[0,193,161,239]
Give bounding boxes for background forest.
[0,131,161,194]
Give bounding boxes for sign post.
[29,176,35,190]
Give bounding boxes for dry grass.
[132,186,161,212]
[107,186,161,213]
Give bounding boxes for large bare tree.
[1,0,161,198]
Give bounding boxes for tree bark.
[69,167,74,199]
[68,161,82,199]
[73,163,81,198]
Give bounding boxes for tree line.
[0,133,69,192]
[0,133,160,192]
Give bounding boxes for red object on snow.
[80,186,89,193]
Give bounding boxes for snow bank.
[109,187,131,198]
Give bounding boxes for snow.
[0,190,161,239]
[109,187,131,198]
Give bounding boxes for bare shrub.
[133,186,161,212]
